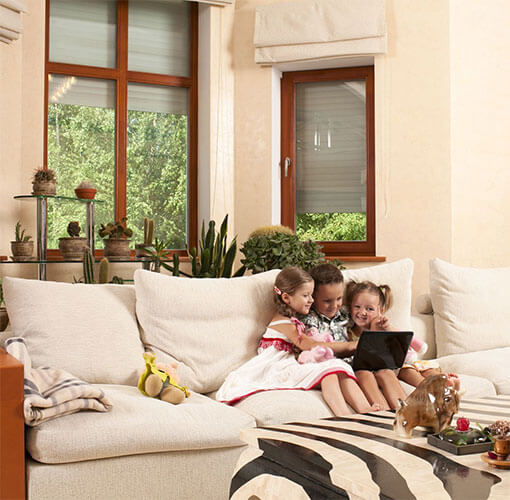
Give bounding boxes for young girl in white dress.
[216,266,380,416]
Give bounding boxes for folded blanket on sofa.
[6,337,112,426]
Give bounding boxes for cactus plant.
[98,217,133,240]
[33,167,56,182]
[80,249,122,284]
[144,218,154,246]
[83,248,95,284]
[67,221,81,237]
[14,221,32,242]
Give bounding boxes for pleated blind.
[0,0,27,44]
[296,80,366,214]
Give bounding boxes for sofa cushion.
[134,269,279,394]
[3,278,144,385]
[342,258,414,330]
[430,258,510,357]
[437,348,510,395]
[26,385,256,464]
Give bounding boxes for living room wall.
[1,0,509,297]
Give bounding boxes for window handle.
[284,157,292,177]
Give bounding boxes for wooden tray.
[427,434,492,455]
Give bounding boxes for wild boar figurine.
[394,373,462,438]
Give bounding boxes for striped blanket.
[6,337,112,426]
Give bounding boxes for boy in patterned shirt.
[301,263,357,363]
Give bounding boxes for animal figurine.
[297,327,335,364]
[138,352,190,404]
[394,373,462,438]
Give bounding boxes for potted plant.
[11,221,34,261]
[135,217,154,259]
[32,167,57,196]
[239,225,326,274]
[58,221,88,260]
[75,180,97,200]
[98,217,133,259]
[0,278,8,332]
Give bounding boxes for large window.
[281,67,375,256]
[45,0,197,252]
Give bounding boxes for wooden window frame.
[280,66,375,256]
[44,0,198,257]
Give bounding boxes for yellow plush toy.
[138,352,190,404]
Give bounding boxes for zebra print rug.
[230,395,510,500]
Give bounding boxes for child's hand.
[370,315,390,330]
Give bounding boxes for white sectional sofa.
[1,258,507,499]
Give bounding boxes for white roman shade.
[0,0,26,44]
[254,0,386,65]
[185,0,232,5]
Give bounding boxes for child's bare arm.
[369,315,393,331]
[330,340,358,356]
[274,323,329,351]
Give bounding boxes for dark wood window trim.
[280,66,375,256]
[44,0,198,257]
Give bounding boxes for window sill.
[326,255,386,263]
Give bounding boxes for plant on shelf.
[32,167,57,196]
[141,238,186,275]
[0,278,8,332]
[58,221,88,261]
[98,217,133,259]
[75,180,97,200]
[76,248,124,284]
[11,221,34,261]
[135,218,154,259]
[239,225,326,274]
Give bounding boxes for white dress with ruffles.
[216,318,356,404]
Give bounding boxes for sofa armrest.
[410,313,436,359]
[0,347,25,499]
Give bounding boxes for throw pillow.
[134,269,279,394]
[430,258,510,357]
[342,258,414,330]
[3,278,144,385]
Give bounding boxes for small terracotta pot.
[103,238,131,259]
[58,237,89,261]
[494,437,510,460]
[135,243,151,260]
[11,240,34,260]
[75,188,97,200]
[32,180,56,196]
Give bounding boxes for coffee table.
[230,395,510,499]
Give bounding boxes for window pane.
[127,83,188,249]
[295,80,367,242]
[47,75,115,249]
[49,0,116,68]
[128,0,190,76]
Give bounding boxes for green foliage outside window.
[296,212,367,242]
[47,104,188,249]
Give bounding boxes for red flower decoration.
[456,417,470,432]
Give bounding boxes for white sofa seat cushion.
[430,258,510,357]
[134,269,279,394]
[26,385,256,464]
[3,278,144,385]
[437,348,510,395]
[342,258,414,330]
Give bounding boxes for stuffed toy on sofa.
[138,352,190,404]
[297,327,335,364]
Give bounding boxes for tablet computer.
[351,331,413,372]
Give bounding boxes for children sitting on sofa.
[344,280,442,409]
[216,266,379,416]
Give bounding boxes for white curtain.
[0,0,26,44]
[254,0,386,65]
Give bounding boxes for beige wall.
[1,0,510,298]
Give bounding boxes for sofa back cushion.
[134,269,278,394]
[3,278,144,385]
[430,258,510,357]
[342,258,414,330]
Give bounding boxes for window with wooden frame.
[44,0,197,253]
[281,66,375,256]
